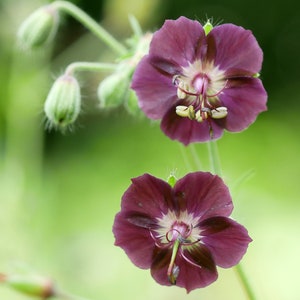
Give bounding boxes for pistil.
[167,239,180,284]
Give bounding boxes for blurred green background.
[0,0,299,299]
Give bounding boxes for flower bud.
[44,74,81,130]
[124,89,143,117]
[98,31,152,110]
[3,273,55,298]
[17,5,59,50]
[97,71,130,109]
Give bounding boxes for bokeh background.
[0,0,299,299]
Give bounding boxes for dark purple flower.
[131,17,267,145]
[113,172,251,292]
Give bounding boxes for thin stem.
[235,264,256,300]
[206,140,256,300]
[51,1,127,56]
[65,62,118,76]
[207,140,222,176]
[189,144,202,170]
[57,290,92,300]
[128,15,143,37]
[179,144,193,172]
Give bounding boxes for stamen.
[175,105,195,119]
[195,110,203,122]
[149,230,169,248]
[211,106,228,119]
[180,248,203,269]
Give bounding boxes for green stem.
[206,140,256,300]
[235,264,256,300]
[65,62,118,76]
[57,290,92,300]
[207,140,222,176]
[51,1,127,56]
[189,144,202,170]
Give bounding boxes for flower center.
[173,60,228,122]
[152,210,201,285]
[166,221,193,243]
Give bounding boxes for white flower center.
[173,60,228,122]
[154,210,201,245]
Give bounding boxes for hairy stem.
[51,1,127,55]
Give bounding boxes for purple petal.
[208,24,263,74]
[120,173,174,218]
[177,245,217,292]
[150,244,218,292]
[221,78,267,132]
[174,172,233,219]
[161,105,224,145]
[150,248,173,287]
[200,216,252,268]
[149,17,206,67]
[131,55,177,119]
[113,212,156,269]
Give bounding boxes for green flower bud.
[125,89,142,116]
[97,32,152,111]
[97,70,130,109]
[3,273,55,298]
[17,5,59,50]
[44,74,81,131]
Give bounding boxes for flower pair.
[113,16,266,292]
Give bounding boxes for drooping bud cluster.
[97,32,152,116]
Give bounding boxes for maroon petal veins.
[120,173,174,218]
[113,213,156,269]
[177,245,217,292]
[208,24,263,75]
[174,172,233,220]
[149,16,206,67]
[221,78,267,132]
[131,56,177,119]
[200,216,252,268]
[150,248,173,287]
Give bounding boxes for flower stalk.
[65,62,118,76]
[51,1,127,55]
[206,140,256,300]
[207,140,222,177]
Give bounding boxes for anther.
[176,105,196,119]
[176,105,189,117]
[211,106,228,119]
